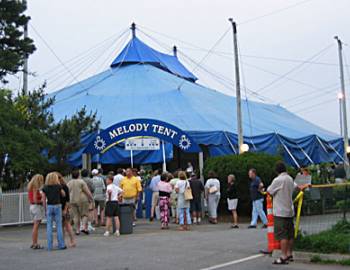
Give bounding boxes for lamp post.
[229,18,244,154]
[335,36,350,177]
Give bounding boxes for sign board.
[86,119,201,154]
[294,174,312,186]
[125,137,160,151]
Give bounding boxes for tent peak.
[110,35,197,82]
[131,22,136,38]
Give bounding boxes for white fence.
[0,191,33,226]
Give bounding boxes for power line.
[292,97,336,114]
[255,44,333,94]
[177,27,230,90]
[239,0,313,25]
[29,28,128,85]
[29,22,87,91]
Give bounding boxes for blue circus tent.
[49,31,344,168]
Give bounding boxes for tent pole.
[224,131,237,154]
[335,36,350,177]
[295,142,314,165]
[229,18,244,154]
[130,150,134,168]
[276,134,300,168]
[82,153,91,172]
[162,140,167,172]
[199,151,204,180]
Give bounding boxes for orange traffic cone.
[261,194,280,254]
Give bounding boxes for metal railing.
[0,190,33,226]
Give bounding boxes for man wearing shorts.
[92,169,106,226]
[189,173,204,224]
[120,168,142,226]
[104,176,123,237]
[267,161,309,265]
[67,169,93,235]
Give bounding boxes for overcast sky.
[6,0,350,134]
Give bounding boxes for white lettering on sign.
[109,122,178,140]
[151,124,178,139]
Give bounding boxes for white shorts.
[227,198,238,210]
[30,204,45,221]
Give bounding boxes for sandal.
[33,244,44,250]
[273,257,289,265]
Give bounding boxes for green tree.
[0,88,50,189]
[49,106,100,175]
[0,0,35,83]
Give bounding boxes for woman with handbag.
[205,171,221,224]
[175,171,192,231]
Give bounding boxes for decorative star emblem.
[179,135,191,150]
[94,136,106,151]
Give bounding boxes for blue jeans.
[46,204,65,250]
[250,198,268,226]
[178,207,192,225]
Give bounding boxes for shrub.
[295,220,350,254]
[203,152,295,215]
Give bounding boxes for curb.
[272,250,350,262]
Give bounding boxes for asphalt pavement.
[0,221,346,270]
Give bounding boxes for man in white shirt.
[267,161,309,265]
[104,176,123,237]
[113,168,125,187]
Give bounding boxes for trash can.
[119,204,133,234]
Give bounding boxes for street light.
[240,143,249,153]
[346,146,350,154]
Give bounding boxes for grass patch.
[310,255,350,266]
[295,220,350,254]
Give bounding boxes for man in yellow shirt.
[120,168,142,226]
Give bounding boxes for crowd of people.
[26,160,309,265]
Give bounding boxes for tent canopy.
[49,33,342,167]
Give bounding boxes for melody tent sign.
[85,119,201,155]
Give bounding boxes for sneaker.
[103,231,110,237]
[231,224,239,229]
[88,224,95,232]
[132,222,136,227]
[197,218,201,223]
[114,230,120,237]
[248,225,257,229]
[193,217,197,224]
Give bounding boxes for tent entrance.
[83,119,203,174]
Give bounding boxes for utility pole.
[335,36,350,176]
[22,0,28,94]
[338,92,343,137]
[229,18,243,153]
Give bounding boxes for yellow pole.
[294,191,304,239]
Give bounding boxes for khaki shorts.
[30,204,45,221]
[274,216,294,240]
[151,192,159,207]
[70,202,89,218]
